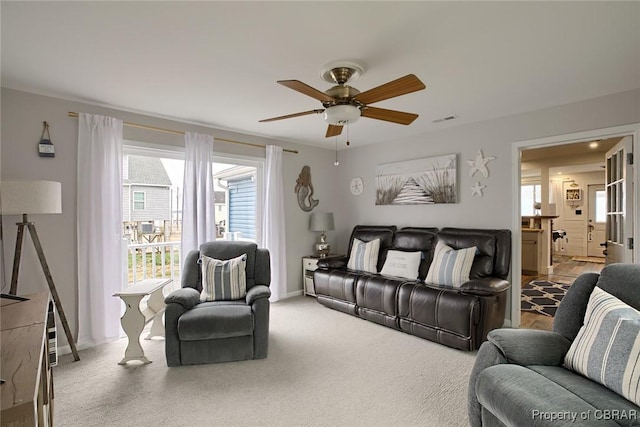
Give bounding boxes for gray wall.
[2,87,639,349]
[0,88,339,349]
[330,89,640,322]
[330,89,640,253]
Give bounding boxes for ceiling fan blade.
[355,74,426,105]
[361,106,419,125]
[278,80,335,102]
[325,124,343,138]
[259,109,324,123]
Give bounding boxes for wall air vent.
[433,115,458,123]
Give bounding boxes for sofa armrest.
[165,287,201,310]
[459,277,510,296]
[246,285,271,305]
[317,256,348,269]
[487,328,572,366]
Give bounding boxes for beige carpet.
[571,256,606,264]
[53,296,476,426]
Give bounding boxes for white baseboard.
[286,290,304,299]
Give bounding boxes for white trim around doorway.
[510,123,640,328]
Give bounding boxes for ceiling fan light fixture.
[324,105,360,125]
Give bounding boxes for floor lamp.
[1,180,80,361]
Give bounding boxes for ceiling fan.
[259,61,426,138]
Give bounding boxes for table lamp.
[309,212,334,257]
[1,180,80,360]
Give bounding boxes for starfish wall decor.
[471,182,486,197]
[467,150,496,178]
[467,149,496,197]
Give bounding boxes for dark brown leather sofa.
[313,225,511,351]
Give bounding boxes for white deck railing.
[126,241,181,285]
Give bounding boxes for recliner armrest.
[317,256,348,269]
[487,328,572,366]
[246,285,271,305]
[459,277,510,296]
[165,287,201,310]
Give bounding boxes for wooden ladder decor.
[10,214,80,361]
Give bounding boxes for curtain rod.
[67,112,298,154]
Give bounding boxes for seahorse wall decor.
[295,165,319,212]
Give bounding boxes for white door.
[587,184,606,257]
[605,136,634,264]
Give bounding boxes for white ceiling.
[2,1,639,149]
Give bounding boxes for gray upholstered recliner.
[468,263,640,426]
[164,241,271,367]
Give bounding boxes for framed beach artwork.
[375,154,457,205]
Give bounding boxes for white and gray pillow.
[199,253,247,302]
[425,240,476,287]
[564,286,640,406]
[380,250,422,280]
[347,238,380,273]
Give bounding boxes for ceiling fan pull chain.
[346,124,350,146]
[334,136,339,166]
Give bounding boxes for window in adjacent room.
[521,184,541,216]
[595,189,606,223]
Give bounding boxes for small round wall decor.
[350,177,364,196]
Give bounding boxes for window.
[521,184,541,215]
[121,143,264,285]
[595,190,606,223]
[133,192,146,210]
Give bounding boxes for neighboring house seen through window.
[121,144,263,285]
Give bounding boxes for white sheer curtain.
[181,132,216,261]
[77,113,124,347]
[262,145,287,301]
[550,178,563,206]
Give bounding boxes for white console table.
[113,278,173,365]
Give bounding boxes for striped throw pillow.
[564,287,640,406]
[347,238,380,273]
[425,240,476,287]
[199,253,247,302]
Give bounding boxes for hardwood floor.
[519,255,605,331]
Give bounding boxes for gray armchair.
[164,241,271,367]
[468,263,640,426]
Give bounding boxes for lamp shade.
[1,180,62,215]
[309,212,335,232]
[323,105,360,126]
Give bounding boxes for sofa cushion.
[199,253,247,301]
[529,365,640,423]
[347,238,380,273]
[380,250,422,280]
[476,364,627,426]
[564,286,640,406]
[426,240,476,287]
[178,302,253,340]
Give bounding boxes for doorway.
[587,184,605,257]
[511,124,640,329]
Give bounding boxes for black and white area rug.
[521,280,571,317]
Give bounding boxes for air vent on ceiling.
[433,115,458,123]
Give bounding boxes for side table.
[113,278,172,365]
[302,254,345,297]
